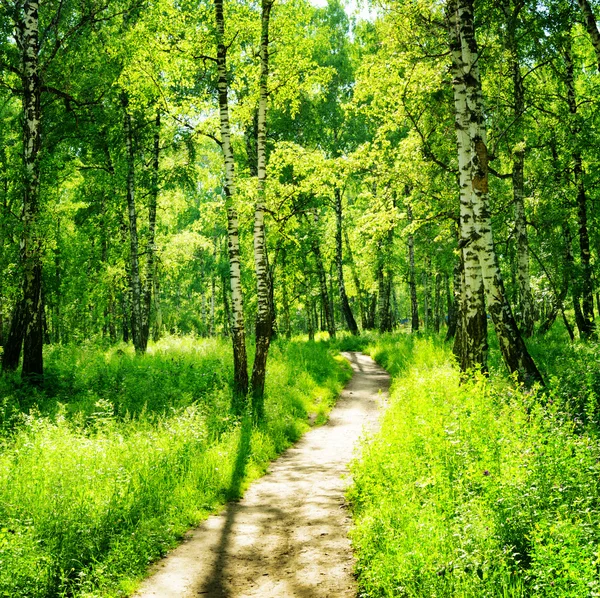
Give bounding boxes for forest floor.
[133,351,389,598]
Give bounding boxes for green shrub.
[0,336,350,597]
[349,333,600,598]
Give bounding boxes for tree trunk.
[141,110,161,349]
[577,0,600,72]
[434,272,441,333]
[215,0,249,404]
[5,1,45,380]
[334,188,359,335]
[504,2,534,338]
[281,251,292,339]
[407,204,419,333]
[445,268,458,341]
[312,213,335,339]
[251,0,274,419]
[565,41,595,338]
[344,229,367,330]
[122,92,145,354]
[447,0,542,385]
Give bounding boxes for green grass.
[349,332,600,597]
[0,336,351,597]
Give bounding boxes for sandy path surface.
[133,351,389,598]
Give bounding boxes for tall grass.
[0,336,350,597]
[350,333,600,597]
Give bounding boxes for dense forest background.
[3,0,600,595]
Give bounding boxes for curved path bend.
[134,351,389,598]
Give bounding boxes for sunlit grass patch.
[350,333,600,597]
[0,336,350,597]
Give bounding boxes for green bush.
[0,336,350,597]
[349,334,600,597]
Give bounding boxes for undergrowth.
[0,336,350,597]
[349,331,600,597]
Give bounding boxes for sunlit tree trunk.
[577,0,600,72]
[251,0,274,418]
[334,188,359,335]
[447,0,542,385]
[215,0,249,404]
[2,1,43,378]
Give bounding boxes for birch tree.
[215,0,249,404]
[250,0,274,420]
[446,0,542,384]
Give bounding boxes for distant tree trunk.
[307,295,315,341]
[334,188,359,335]
[152,274,162,342]
[535,233,573,340]
[2,300,26,372]
[312,213,335,339]
[434,272,441,333]
[344,229,367,330]
[141,111,161,349]
[503,2,534,338]
[565,41,595,339]
[215,0,249,404]
[122,92,145,354]
[407,204,419,333]
[445,268,458,341]
[447,0,542,385]
[281,250,292,339]
[210,236,217,337]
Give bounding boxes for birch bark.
[215,0,249,403]
[447,0,542,384]
[334,188,359,335]
[576,0,600,72]
[251,0,274,417]
[2,1,43,378]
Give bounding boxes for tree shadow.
[199,415,252,597]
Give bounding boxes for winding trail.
[134,351,389,598]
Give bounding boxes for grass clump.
[0,336,350,597]
[349,333,600,597]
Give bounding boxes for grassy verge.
[0,336,350,597]
[349,332,600,597]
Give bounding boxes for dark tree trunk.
[334,188,359,335]
[434,272,441,333]
[141,110,161,350]
[344,229,367,330]
[122,92,145,354]
[445,267,458,341]
[565,41,595,339]
[407,204,419,333]
[312,217,335,339]
[2,300,25,372]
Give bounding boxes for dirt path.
[133,352,389,598]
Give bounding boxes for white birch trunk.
[447,0,542,384]
[215,0,249,402]
[250,0,274,416]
